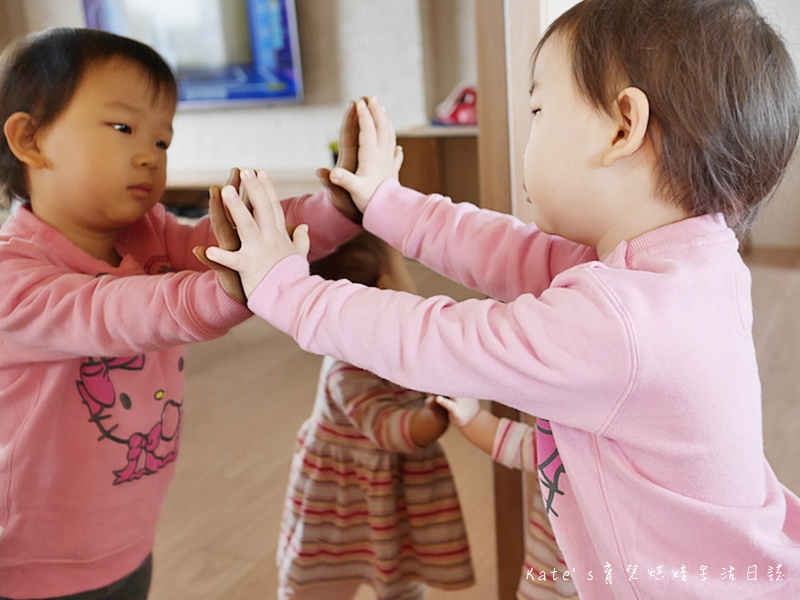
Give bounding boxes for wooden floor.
[149,249,800,599]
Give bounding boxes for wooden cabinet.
[396,125,479,206]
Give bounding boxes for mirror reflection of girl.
[0,28,359,600]
[278,232,474,600]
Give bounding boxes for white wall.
[420,0,477,116]
[751,0,800,248]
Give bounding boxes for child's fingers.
[318,167,362,223]
[238,181,250,213]
[237,166,259,212]
[219,183,261,243]
[435,396,457,411]
[194,243,237,282]
[328,166,371,212]
[194,244,246,304]
[256,169,288,229]
[355,98,378,149]
[367,96,396,149]
[338,101,358,172]
[192,245,215,270]
[291,223,311,258]
[224,167,241,189]
[208,189,240,251]
[238,169,287,235]
[204,244,240,271]
[211,183,236,230]
[436,396,481,425]
[329,167,360,194]
[394,145,404,173]
[435,396,465,426]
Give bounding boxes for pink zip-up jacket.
[248,179,800,599]
[0,191,359,598]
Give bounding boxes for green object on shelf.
[328,141,339,165]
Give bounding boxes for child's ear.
[602,87,650,167]
[3,112,47,169]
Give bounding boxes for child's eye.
[111,123,132,134]
[156,140,169,150]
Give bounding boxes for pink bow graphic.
[114,422,177,484]
[77,355,146,415]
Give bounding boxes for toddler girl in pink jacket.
[0,27,357,600]
[208,0,800,598]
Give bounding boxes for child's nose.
[134,144,159,167]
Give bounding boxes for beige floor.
[148,249,800,599]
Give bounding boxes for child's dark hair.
[310,232,392,287]
[0,27,178,206]
[538,0,800,230]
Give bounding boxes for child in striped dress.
[277,232,475,600]
[437,397,577,600]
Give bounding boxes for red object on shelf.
[431,82,477,126]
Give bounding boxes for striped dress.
[493,417,578,600]
[277,356,475,598]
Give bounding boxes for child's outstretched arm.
[327,361,446,451]
[328,96,404,213]
[330,99,593,302]
[437,397,541,474]
[436,396,499,456]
